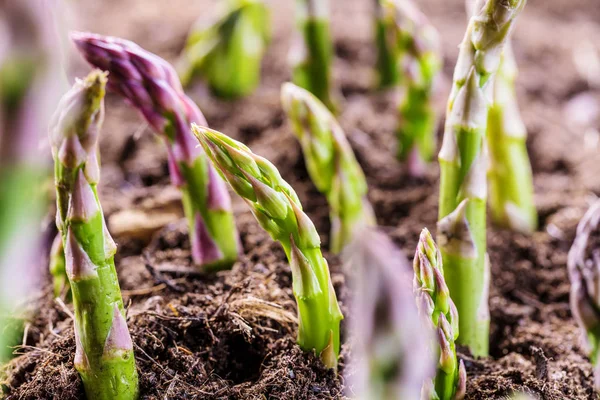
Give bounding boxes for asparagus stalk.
[49,234,68,298]
[568,200,600,392]
[414,228,466,400]
[343,228,435,400]
[0,0,62,363]
[379,0,441,176]
[178,0,270,98]
[374,0,401,88]
[466,0,537,234]
[281,82,374,254]
[72,32,239,271]
[437,0,527,357]
[291,0,336,111]
[50,71,138,400]
[192,125,343,369]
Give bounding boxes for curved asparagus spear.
[281,82,374,254]
[290,0,336,111]
[178,0,270,98]
[414,228,466,400]
[72,32,239,271]
[344,228,434,400]
[466,0,537,234]
[49,71,138,400]
[437,0,527,356]
[192,125,343,369]
[378,0,441,176]
[568,200,600,392]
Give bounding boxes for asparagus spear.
[343,228,435,400]
[49,234,68,298]
[178,0,270,98]
[192,125,343,369]
[414,228,466,400]
[0,0,62,363]
[374,0,401,88]
[378,0,441,176]
[50,71,138,400]
[281,82,374,254]
[466,0,537,234]
[291,0,336,111]
[72,32,239,271]
[437,0,527,356]
[568,200,600,392]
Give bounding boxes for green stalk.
[437,0,527,357]
[178,0,270,98]
[281,83,375,254]
[49,234,68,299]
[375,0,400,88]
[487,43,537,233]
[291,0,336,111]
[192,125,343,369]
[50,71,138,400]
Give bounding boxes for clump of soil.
[3,0,600,398]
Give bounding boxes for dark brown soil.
[3,0,600,399]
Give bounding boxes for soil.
[3,0,600,399]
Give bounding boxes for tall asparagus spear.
[50,71,138,400]
[437,0,527,357]
[343,228,434,400]
[0,0,62,363]
[568,200,600,392]
[376,0,441,176]
[192,125,343,369]
[72,32,239,271]
[466,0,537,234]
[281,82,374,254]
[374,0,400,88]
[414,228,466,400]
[178,0,270,98]
[291,0,336,111]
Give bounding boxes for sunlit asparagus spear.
[568,200,600,393]
[343,228,434,400]
[72,32,239,271]
[414,229,466,400]
[49,71,138,400]
[0,0,62,363]
[281,82,374,254]
[192,125,343,369]
[376,0,441,175]
[178,0,270,98]
[291,0,336,111]
[437,0,527,357]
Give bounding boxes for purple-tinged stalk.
[50,71,138,400]
[192,125,343,370]
[414,228,466,400]
[568,200,600,392]
[343,228,434,400]
[281,82,375,254]
[72,32,239,271]
[0,0,63,363]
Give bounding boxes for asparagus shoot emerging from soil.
[344,228,434,400]
[414,228,466,400]
[192,125,343,369]
[49,71,138,400]
[72,32,239,271]
[437,0,527,357]
[281,82,375,254]
[466,0,537,234]
[290,0,336,111]
[178,0,270,98]
[374,0,400,88]
[568,200,600,392]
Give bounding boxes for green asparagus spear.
[568,200,600,392]
[192,125,343,369]
[414,229,466,400]
[178,0,270,98]
[374,0,401,88]
[50,71,138,400]
[281,82,374,254]
[291,0,336,111]
[437,0,527,357]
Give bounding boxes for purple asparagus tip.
[103,305,134,356]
